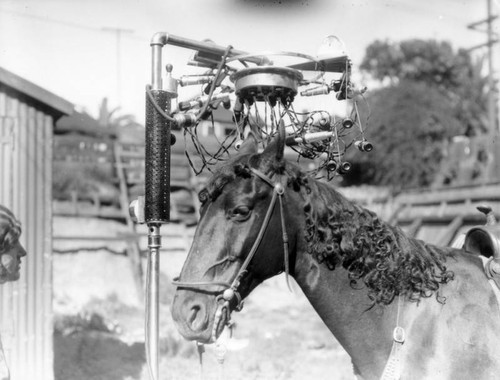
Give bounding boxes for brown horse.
[171,130,500,380]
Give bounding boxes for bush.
[344,80,461,188]
[53,162,120,205]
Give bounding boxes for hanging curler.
[355,140,373,152]
[223,98,231,110]
[338,161,351,174]
[233,98,244,123]
[300,84,331,97]
[352,99,371,152]
[342,118,354,128]
[172,113,198,129]
[179,75,215,87]
[326,159,338,172]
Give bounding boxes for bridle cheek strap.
[278,192,292,291]
[227,180,282,295]
[250,168,291,290]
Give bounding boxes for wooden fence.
[343,182,500,246]
[53,132,500,251]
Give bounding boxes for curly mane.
[303,179,454,305]
[197,148,454,306]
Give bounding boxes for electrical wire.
[195,45,233,122]
[145,48,372,181]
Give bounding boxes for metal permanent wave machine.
[131,32,372,380]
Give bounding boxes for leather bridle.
[172,168,291,341]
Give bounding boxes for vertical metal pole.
[151,44,163,91]
[145,225,161,380]
[145,38,172,380]
[101,27,134,104]
[486,0,497,138]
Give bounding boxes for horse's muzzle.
[171,290,225,343]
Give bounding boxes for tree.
[344,39,493,188]
[96,97,141,130]
[362,39,469,90]
[344,80,461,189]
[360,39,490,137]
[53,98,142,204]
[451,55,491,136]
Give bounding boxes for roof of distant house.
[0,66,74,117]
[56,111,116,137]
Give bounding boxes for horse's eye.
[231,205,251,221]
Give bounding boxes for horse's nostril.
[187,304,207,332]
[188,305,200,325]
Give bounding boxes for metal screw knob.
[477,204,496,226]
[223,288,235,301]
[490,260,500,275]
[129,196,145,224]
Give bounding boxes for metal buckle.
[393,326,405,344]
[274,183,284,195]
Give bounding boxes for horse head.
[171,129,304,343]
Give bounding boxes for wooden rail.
[345,183,500,247]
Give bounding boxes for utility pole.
[486,0,498,139]
[102,27,134,105]
[467,0,498,138]
[466,0,499,183]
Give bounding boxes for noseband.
[172,168,290,340]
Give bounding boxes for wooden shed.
[0,67,73,380]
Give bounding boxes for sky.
[0,0,498,124]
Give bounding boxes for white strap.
[380,296,405,380]
[380,326,405,380]
[479,256,500,316]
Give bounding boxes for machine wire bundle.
[146,36,372,180]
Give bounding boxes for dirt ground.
[52,217,354,380]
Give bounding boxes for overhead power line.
[0,8,100,32]
[0,8,147,41]
[102,27,135,105]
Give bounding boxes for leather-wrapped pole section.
[145,89,171,223]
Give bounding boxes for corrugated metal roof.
[0,66,74,117]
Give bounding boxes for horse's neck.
[285,180,405,378]
[293,255,396,379]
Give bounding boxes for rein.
[172,167,291,339]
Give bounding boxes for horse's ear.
[237,133,258,155]
[262,124,286,162]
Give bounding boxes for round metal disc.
[230,66,303,104]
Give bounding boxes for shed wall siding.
[0,90,54,380]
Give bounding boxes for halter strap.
[250,168,277,188]
[171,280,233,292]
